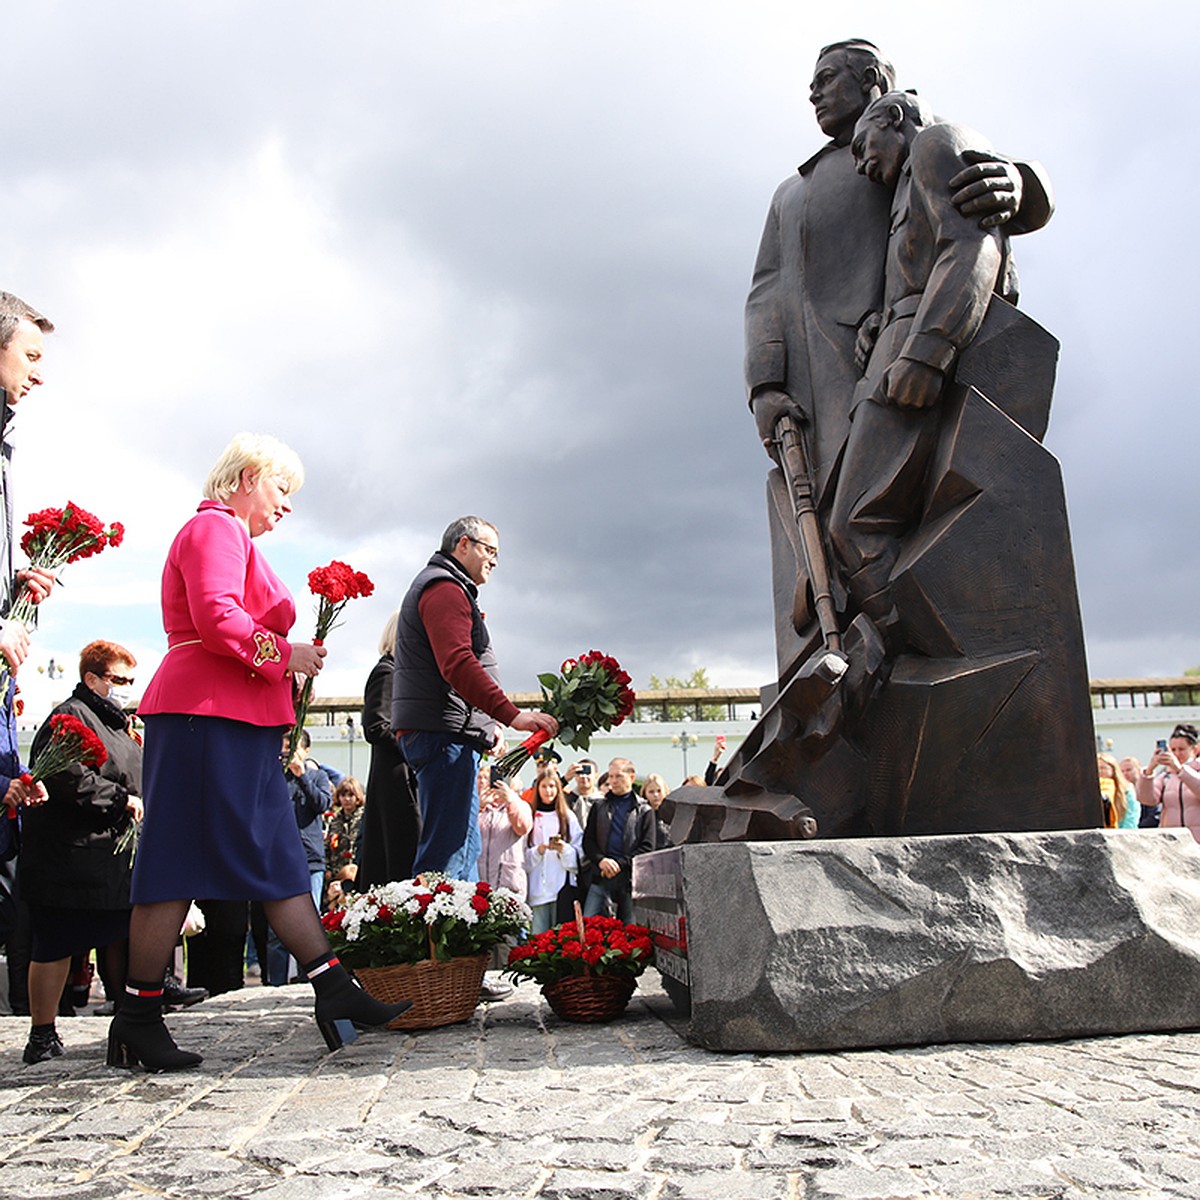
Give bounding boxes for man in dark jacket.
[0,292,57,1014]
[582,758,655,922]
[392,516,557,880]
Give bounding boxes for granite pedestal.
[633,828,1200,1053]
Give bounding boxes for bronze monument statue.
[669,40,1097,842]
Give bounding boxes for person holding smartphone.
[525,772,582,934]
[1135,724,1200,839]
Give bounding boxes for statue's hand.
[751,388,803,463]
[883,359,943,410]
[855,312,883,374]
[949,149,1022,230]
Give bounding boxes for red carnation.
[287,557,376,759]
[4,501,126,692]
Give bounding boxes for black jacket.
[358,652,421,888]
[581,792,655,894]
[19,683,142,909]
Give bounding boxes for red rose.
[582,944,605,965]
[376,905,394,923]
[470,894,489,915]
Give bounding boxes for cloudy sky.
[2,0,1194,721]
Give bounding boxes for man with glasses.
[393,516,557,878]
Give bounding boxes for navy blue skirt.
[131,714,311,904]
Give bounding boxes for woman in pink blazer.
[111,434,408,1072]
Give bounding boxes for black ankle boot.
[106,980,202,1072]
[303,954,411,1050]
[23,1023,64,1065]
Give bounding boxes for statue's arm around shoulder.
[1007,159,1054,235]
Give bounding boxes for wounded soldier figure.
[830,90,1008,645]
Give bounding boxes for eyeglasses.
[104,673,135,687]
[468,537,499,562]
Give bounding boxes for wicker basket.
[543,974,636,1023]
[354,954,488,1030]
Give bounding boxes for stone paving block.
[659,1169,792,1200]
[642,1143,742,1172]
[805,1163,934,1198]
[773,1121,875,1150]
[917,1159,1064,1196]
[547,1141,643,1172]
[862,1137,983,1171]
[744,1144,859,1173]
[540,1167,659,1200]
[0,1177,142,1200]
[366,1121,483,1158]
[433,1161,545,1194]
[1051,1151,1156,1191]
[787,1099,856,1123]
[656,1118,759,1146]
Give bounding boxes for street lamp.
[671,730,698,778]
[339,714,359,777]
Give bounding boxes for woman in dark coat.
[19,640,142,1064]
[356,612,421,888]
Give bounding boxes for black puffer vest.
[391,552,501,751]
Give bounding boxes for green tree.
[646,667,723,721]
[1163,664,1200,707]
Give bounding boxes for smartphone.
[489,766,506,786]
[1157,740,1168,753]
[577,764,593,776]
[548,835,563,850]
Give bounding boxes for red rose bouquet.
[286,560,374,759]
[0,502,125,691]
[505,910,654,985]
[492,649,636,779]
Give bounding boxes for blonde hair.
[378,610,400,656]
[643,773,668,797]
[1097,753,1127,826]
[203,433,304,504]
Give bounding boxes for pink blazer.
[139,501,296,727]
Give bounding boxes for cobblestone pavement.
[1,977,1199,1199]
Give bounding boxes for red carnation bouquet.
[492,649,636,779]
[0,502,125,691]
[22,711,109,784]
[6,712,111,827]
[286,560,374,759]
[505,910,654,986]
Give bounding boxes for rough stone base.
[632,828,1200,1053]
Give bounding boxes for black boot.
[106,979,202,1072]
[162,971,208,1010]
[23,1023,64,1064]
[303,953,411,1051]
